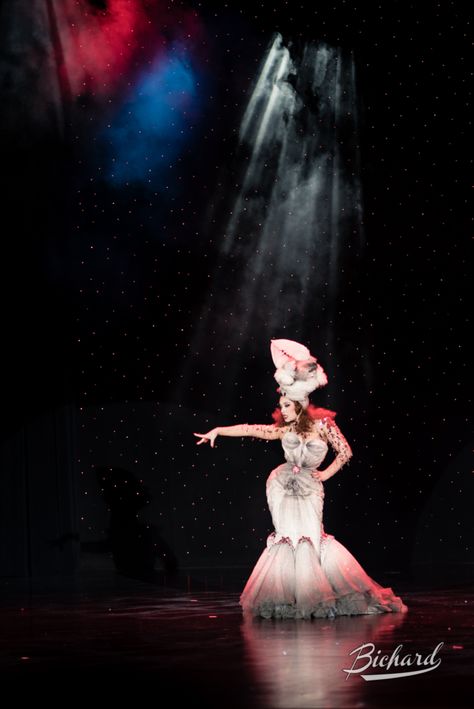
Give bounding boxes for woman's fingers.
[193,432,216,447]
[193,433,209,445]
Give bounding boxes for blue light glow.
[103,43,201,189]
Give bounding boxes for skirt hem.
[240,587,408,620]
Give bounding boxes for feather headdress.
[270,338,328,407]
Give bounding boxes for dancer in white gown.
[194,339,408,619]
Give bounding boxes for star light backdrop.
[0,0,470,578]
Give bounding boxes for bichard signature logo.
[343,642,444,681]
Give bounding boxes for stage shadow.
[81,465,179,583]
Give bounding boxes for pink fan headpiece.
[270,338,328,407]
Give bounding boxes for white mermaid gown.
[239,431,408,619]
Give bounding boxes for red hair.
[271,401,337,432]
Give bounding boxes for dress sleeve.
[241,423,283,440]
[318,417,353,467]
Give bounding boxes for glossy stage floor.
[0,555,472,707]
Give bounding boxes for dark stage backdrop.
[0,0,471,580]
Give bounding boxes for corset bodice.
[281,431,328,469]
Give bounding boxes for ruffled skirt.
[239,463,408,619]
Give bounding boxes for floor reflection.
[240,611,407,708]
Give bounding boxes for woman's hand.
[193,428,219,448]
[311,469,329,482]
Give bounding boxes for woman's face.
[279,397,297,423]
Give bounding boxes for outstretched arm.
[317,417,353,480]
[217,423,282,440]
[194,423,282,446]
